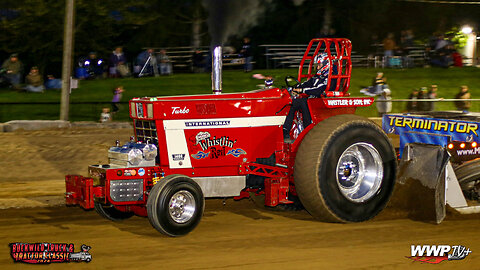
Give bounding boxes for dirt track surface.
[1,128,480,269]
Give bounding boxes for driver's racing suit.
[283,64,333,140]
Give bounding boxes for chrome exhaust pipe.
[212,45,222,94]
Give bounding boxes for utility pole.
[60,0,75,121]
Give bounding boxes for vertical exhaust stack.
[212,45,222,95]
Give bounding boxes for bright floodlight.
[462,26,473,35]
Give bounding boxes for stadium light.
[462,26,473,34]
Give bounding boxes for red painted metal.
[65,175,94,209]
[264,178,292,206]
[239,163,289,178]
[65,38,369,214]
[297,38,352,97]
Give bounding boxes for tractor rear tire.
[454,158,480,200]
[294,114,396,222]
[94,202,134,221]
[147,174,204,237]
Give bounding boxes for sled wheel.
[294,114,396,222]
[454,158,480,199]
[147,174,204,237]
[94,202,134,221]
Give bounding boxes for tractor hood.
[128,87,291,120]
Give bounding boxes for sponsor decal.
[138,168,145,176]
[185,120,230,127]
[195,132,211,144]
[326,98,372,107]
[386,115,479,136]
[227,148,247,157]
[171,106,189,115]
[191,151,209,159]
[136,103,144,118]
[172,154,186,161]
[123,169,137,177]
[190,132,246,159]
[9,242,92,264]
[407,245,472,264]
[456,146,480,156]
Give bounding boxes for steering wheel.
[285,76,300,97]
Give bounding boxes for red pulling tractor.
[66,39,397,236]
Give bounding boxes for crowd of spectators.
[0,37,257,94]
[406,84,472,113]
[378,30,467,69]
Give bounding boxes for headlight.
[127,149,143,166]
[142,144,158,161]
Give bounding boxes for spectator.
[430,34,454,68]
[400,29,414,48]
[100,107,111,123]
[191,49,205,73]
[157,49,172,75]
[425,84,441,111]
[360,72,388,96]
[406,88,419,112]
[109,46,129,77]
[1,53,22,89]
[240,37,253,72]
[25,66,45,93]
[112,85,124,114]
[400,30,414,67]
[45,75,62,89]
[455,85,471,113]
[382,33,396,67]
[135,48,158,77]
[83,52,104,78]
[376,89,392,117]
[417,87,430,111]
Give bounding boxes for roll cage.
[297,38,352,97]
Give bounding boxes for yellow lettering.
[456,122,467,133]
[449,122,456,132]
[394,117,402,127]
[403,117,413,129]
[412,119,422,129]
[388,116,395,126]
[467,123,478,136]
[438,121,448,131]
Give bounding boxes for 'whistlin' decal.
[190,131,246,160]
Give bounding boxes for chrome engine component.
[108,141,158,167]
[110,179,144,202]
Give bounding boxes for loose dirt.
[1,127,479,269]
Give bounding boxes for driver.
[283,53,330,142]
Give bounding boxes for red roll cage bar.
[297,38,352,97]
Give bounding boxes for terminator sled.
[65,39,397,236]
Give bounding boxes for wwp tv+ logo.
[408,245,472,264]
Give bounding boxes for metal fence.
[357,99,480,118]
[0,101,131,123]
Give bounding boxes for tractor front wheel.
[147,174,204,236]
[294,114,397,222]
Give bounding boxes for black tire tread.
[94,202,134,221]
[146,174,204,237]
[454,158,480,185]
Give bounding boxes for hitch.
[65,175,104,209]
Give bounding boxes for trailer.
[65,38,397,236]
[383,111,480,222]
